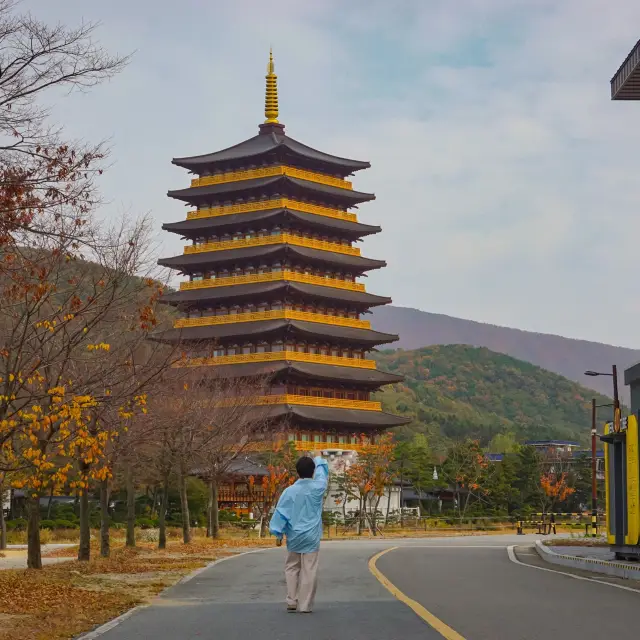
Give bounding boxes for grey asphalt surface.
[377,541,640,639]
[87,535,640,640]
[92,540,440,640]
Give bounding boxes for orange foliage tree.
[540,471,575,514]
[334,433,396,536]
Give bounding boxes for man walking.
[269,454,329,613]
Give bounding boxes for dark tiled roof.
[165,359,403,386]
[153,318,398,346]
[158,244,386,272]
[158,280,392,308]
[167,176,375,206]
[262,403,410,428]
[162,208,381,239]
[172,128,370,173]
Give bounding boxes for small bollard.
[517,520,524,535]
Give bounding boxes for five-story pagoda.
[158,52,408,451]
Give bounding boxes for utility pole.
[591,398,598,538]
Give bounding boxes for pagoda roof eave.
[166,359,403,387]
[162,208,381,238]
[157,244,386,272]
[171,130,370,173]
[151,318,398,346]
[167,176,375,206]
[158,281,392,308]
[261,404,411,428]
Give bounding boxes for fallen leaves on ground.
[0,545,236,640]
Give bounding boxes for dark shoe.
[287,605,297,612]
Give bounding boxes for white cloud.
[18,0,640,348]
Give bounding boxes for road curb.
[534,540,640,580]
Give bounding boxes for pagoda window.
[293,303,304,312]
[272,262,282,273]
[312,389,322,398]
[257,303,269,314]
[246,303,256,313]
[229,306,240,315]
[246,265,256,275]
[245,229,254,240]
[284,301,294,311]
[326,308,335,316]
[258,264,267,275]
[241,344,252,355]
[301,433,309,442]
[337,309,346,317]
[233,267,243,277]
[323,390,332,398]
[308,344,318,355]
[338,435,347,445]
[256,342,267,353]
[271,301,283,311]
[335,391,345,399]
[347,392,355,400]
[221,234,231,242]
[345,273,354,282]
[192,273,203,281]
[350,435,358,444]
[216,307,228,316]
[353,349,363,360]
[319,345,329,356]
[226,345,238,356]
[326,435,334,444]
[348,310,357,319]
[313,434,322,444]
[342,348,350,358]
[220,269,230,278]
[213,348,224,357]
[285,340,296,352]
[331,347,340,357]
[258,228,268,237]
[232,232,242,242]
[288,433,296,442]
[272,341,284,353]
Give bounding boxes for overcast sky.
[21,0,640,348]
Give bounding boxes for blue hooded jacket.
[269,456,329,554]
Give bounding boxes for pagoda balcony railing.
[186,198,358,223]
[183,350,377,370]
[180,270,365,293]
[174,309,371,330]
[256,394,382,411]
[243,440,376,453]
[184,232,360,257]
[190,165,353,191]
[218,489,266,502]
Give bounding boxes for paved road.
[87,535,640,639]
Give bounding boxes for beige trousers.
[284,550,319,612]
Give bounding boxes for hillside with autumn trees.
[374,345,615,450]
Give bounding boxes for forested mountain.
[370,305,639,403]
[373,345,614,451]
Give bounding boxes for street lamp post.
[585,364,620,538]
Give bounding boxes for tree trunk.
[46,487,54,520]
[399,461,404,528]
[158,475,169,550]
[78,487,90,561]
[208,478,220,539]
[100,479,110,558]
[0,486,6,551]
[27,495,42,569]
[126,462,136,547]
[150,485,158,518]
[179,470,191,544]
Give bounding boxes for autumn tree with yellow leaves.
[0,2,183,568]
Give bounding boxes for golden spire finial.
[264,47,279,124]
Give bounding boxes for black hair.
[296,456,316,479]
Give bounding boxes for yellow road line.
[369,547,467,640]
